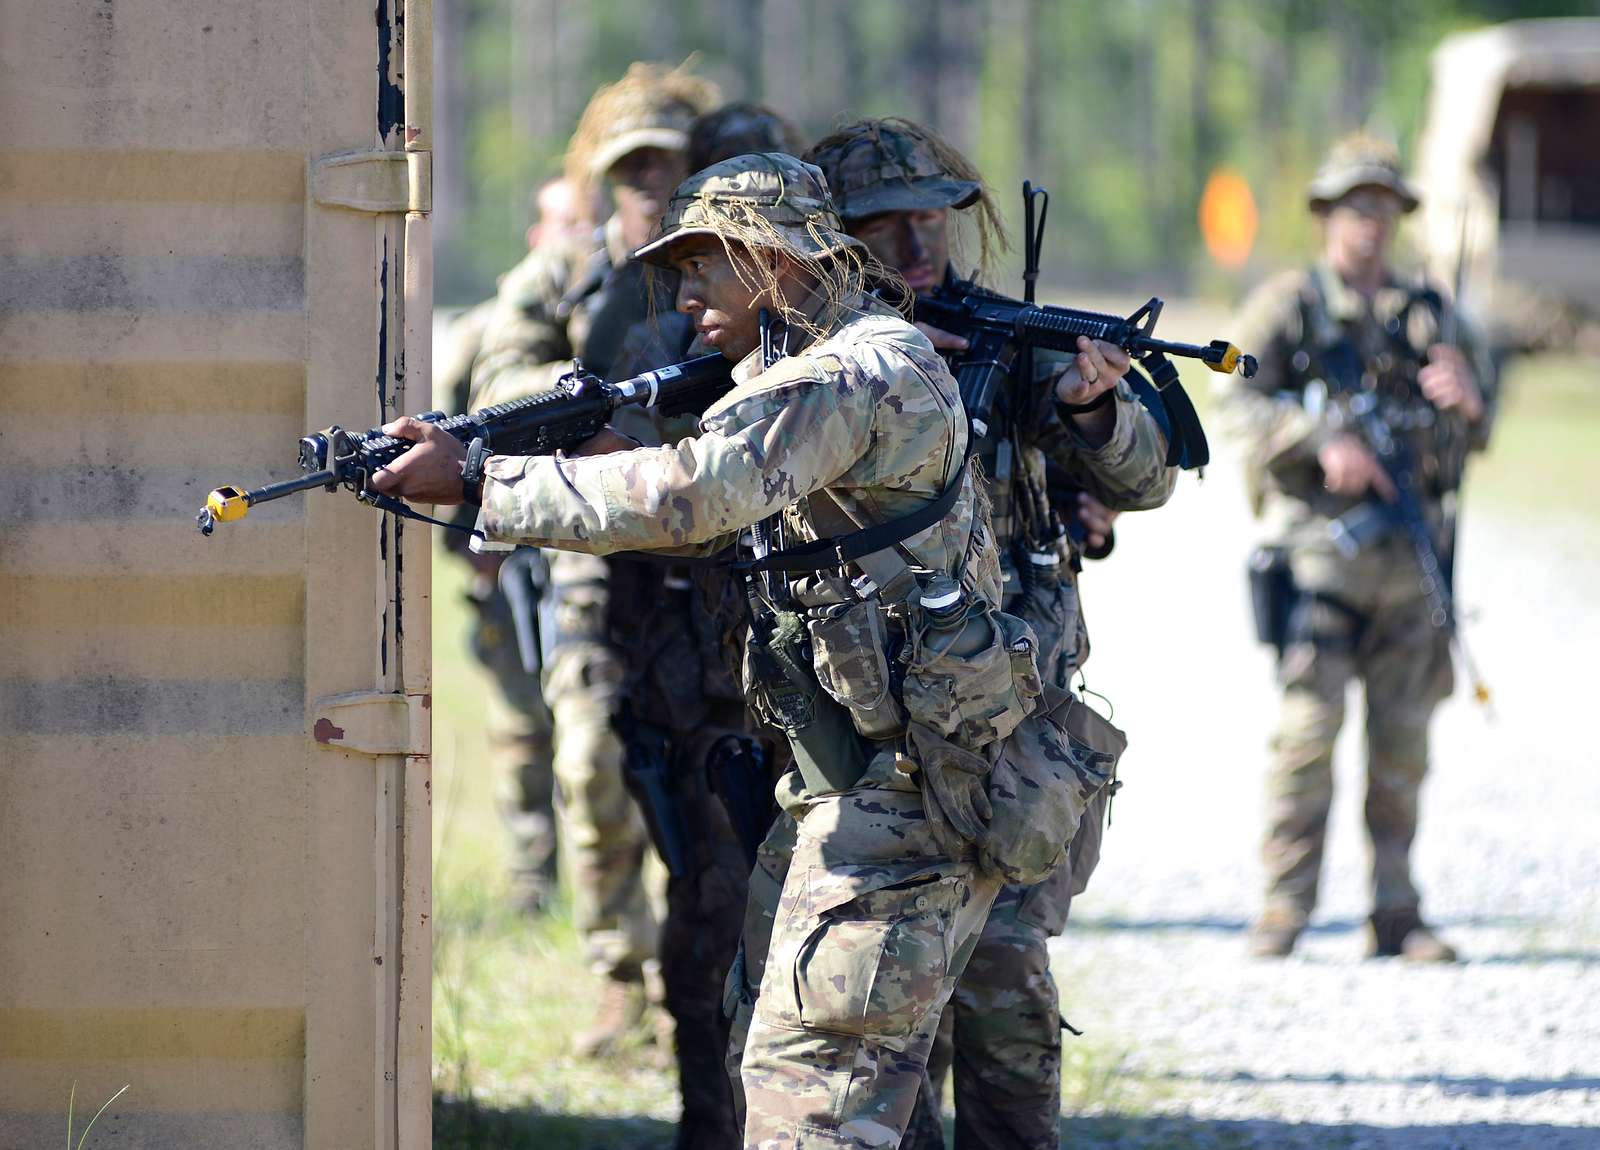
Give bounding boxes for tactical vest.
[1293,268,1470,505]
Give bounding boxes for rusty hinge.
[312,690,431,756]
[312,149,431,214]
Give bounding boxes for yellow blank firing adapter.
[207,485,252,523]
[1205,341,1259,377]
[195,485,251,536]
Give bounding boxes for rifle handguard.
[196,353,733,536]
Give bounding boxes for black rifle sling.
[736,458,968,576]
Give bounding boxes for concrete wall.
[0,3,432,1147]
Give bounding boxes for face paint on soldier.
[609,146,689,250]
[667,235,769,361]
[849,208,951,293]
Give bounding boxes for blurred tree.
[432,0,1600,306]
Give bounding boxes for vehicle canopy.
[1414,18,1600,351]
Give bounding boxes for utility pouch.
[743,610,868,797]
[980,689,1127,886]
[901,598,1042,752]
[808,599,905,740]
[1012,563,1083,690]
[1247,545,1297,654]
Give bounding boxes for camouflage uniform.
[812,121,1177,1150]
[477,153,1065,1148]
[1219,137,1496,958]
[471,215,669,1005]
[470,65,723,1025]
[434,298,558,910]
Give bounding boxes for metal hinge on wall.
[311,149,431,214]
[312,690,431,756]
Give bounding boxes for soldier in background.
[809,118,1176,1150]
[431,174,587,916]
[469,60,720,1058]
[1219,134,1496,962]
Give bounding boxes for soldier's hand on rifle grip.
[1076,493,1119,553]
[1419,343,1484,424]
[370,417,469,505]
[914,321,969,351]
[1319,434,1397,502]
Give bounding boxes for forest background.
[431,0,1597,308]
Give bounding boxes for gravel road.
[1050,434,1600,1148]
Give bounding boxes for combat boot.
[1247,910,1305,958]
[573,976,647,1058]
[1368,909,1458,962]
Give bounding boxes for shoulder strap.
[736,459,968,578]
[801,490,923,603]
[1300,266,1363,394]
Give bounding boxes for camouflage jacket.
[478,292,995,608]
[470,215,673,407]
[1218,262,1497,587]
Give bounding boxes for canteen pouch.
[901,601,1043,752]
[979,690,1127,885]
[807,599,906,740]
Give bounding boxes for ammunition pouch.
[1248,545,1297,655]
[901,599,1042,752]
[807,598,906,740]
[979,688,1126,886]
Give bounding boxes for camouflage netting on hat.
[565,59,721,194]
[1307,131,1421,213]
[806,116,1009,278]
[637,152,912,340]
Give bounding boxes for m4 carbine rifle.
[195,353,734,536]
[1326,383,1493,711]
[915,181,1257,471]
[914,287,1255,471]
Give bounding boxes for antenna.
[1022,180,1049,304]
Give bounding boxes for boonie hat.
[634,152,864,265]
[806,119,981,220]
[1307,133,1421,214]
[567,61,720,183]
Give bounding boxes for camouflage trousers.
[1263,579,1454,924]
[467,582,557,904]
[726,759,1003,1149]
[896,870,1069,1150]
[544,640,662,982]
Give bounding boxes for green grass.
[430,553,679,1150]
[1469,354,1600,516]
